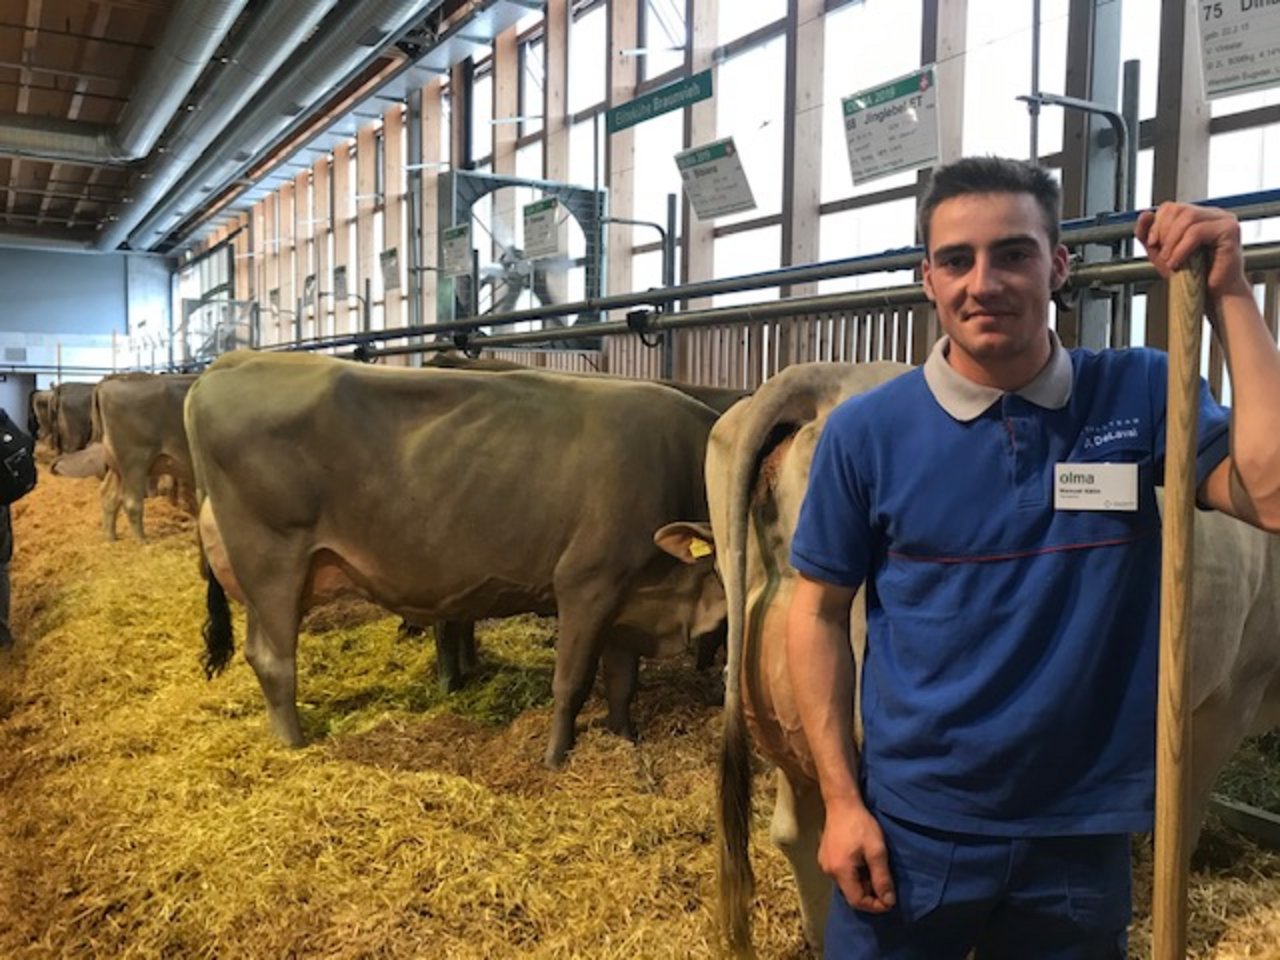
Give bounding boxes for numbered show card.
[674,137,757,221]
[1199,1,1280,98]
[842,67,939,186]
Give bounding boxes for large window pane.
[962,0,1069,159]
[633,107,683,232]
[521,39,545,137]
[1119,0,1159,122]
[822,0,924,203]
[516,141,542,180]
[714,35,785,226]
[472,68,493,162]
[569,4,606,114]
[570,119,599,189]
[817,197,918,294]
[1209,126,1280,244]
[641,0,686,80]
[718,0,785,48]
[713,226,781,307]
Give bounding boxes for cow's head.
[653,521,726,645]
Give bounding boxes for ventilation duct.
[120,0,450,253]
[93,0,343,252]
[0,0,249,165]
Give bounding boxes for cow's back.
[187,353,716,619]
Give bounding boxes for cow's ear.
[654,522,716,564]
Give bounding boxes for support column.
[422,79,444,327]
[313,156,332,338]
[332,144,353,334]
[780,0,824,299]
[1057,0,1122,351]
[384,104,407,331]
[356,125,378,331]
[494,26,520,272]
[682,0,718,301]
[1147,0,1209,351]
[544,0,570,183]
[606,0,639,302]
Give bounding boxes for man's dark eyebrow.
[930,235,1040,260]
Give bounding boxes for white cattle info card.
[1054,463,1138,511]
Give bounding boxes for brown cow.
[29,389,54,446]
[187,351,726,765]
[93,372,199,541]
[658,361,1280,955]
[50,382,95,454]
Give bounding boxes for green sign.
[606,69,713,134]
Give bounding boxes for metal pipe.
[125,0,448,253]
[348,243,1280,361]
[96,0,342,251]
[1030,0,1042,162]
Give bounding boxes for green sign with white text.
[606,69,713,134]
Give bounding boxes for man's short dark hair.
[918,156,1062,252]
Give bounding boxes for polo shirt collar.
[923,329,1072,422]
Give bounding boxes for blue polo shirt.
[790,333,1231,836]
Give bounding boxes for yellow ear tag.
[688,537,713,559]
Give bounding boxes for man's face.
[921,191,1069,384]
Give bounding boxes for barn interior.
[1,0,1279,957]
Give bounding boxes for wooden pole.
[1152,252,1206,960]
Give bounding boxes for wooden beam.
[279,179,296,340]
[543,0,569,182]
[1146,0,1209,352]
[356,124,377,330]
[312,156,331,338]
[383,103,406,329]
[780,0,824,298]
[421,78,443,327]
[332,143,353,334]
[606,0,638,301]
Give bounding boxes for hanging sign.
[334,265,348,300]
[607,68,713,134]
[841,67,939,185]
[674,137,757,221]
[441,224,473,277]
[1199,1,1280,98]
[380,248,400,291]
[302,274,316,307]
[523,198,566,260]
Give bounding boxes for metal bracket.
[626,308,664,349]
[452,331,484,359]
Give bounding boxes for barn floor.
[0,465,1277,959]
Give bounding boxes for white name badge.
[1053,462,1138,512]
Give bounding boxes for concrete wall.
[0,248,173,337]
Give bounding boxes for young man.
[786,156,1280,958]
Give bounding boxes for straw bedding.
[0,466,1277,958]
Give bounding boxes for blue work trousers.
[825,812,1131,959]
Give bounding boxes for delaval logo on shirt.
[1081,417,1141,452]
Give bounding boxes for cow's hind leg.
[101,472,121,541]
[771,770,829,953]
[122,471,146,541]
[546,575,620,767]
[599,645,639,740]
[238,547,309,747]
[244,606,305,747]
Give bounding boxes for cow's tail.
[200,554,234,679]
[718,424,758,959]
[89,382,104,444]
[187,380,233,679]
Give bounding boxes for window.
[718,0,785,48]
[516,141,542,180]
[569,2,606,114]
[1119,0,1159,122]
[817,197,918,294]
[714,35,785,225]
[570,118,599,189]
[521,37,545,137]
[641,0,685,81]
[632,106,683,233]
[713,226,782,307]
[472,65,494,164]
[822,0,924,203]
[1209,127,1280,244]
[962,0,1069,159]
